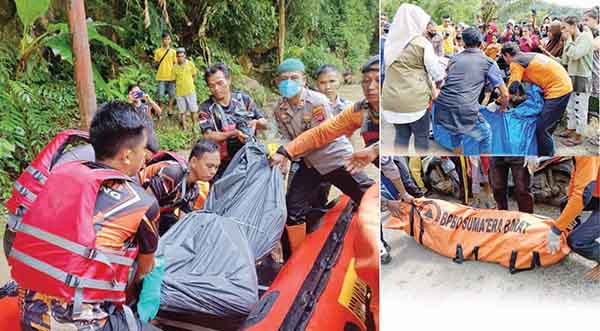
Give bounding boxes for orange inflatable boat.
[243,185,380,331]
[0,295,20,331]
[385,198,571,273]
[1,187,380,331]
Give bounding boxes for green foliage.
[155,126,194,152]
[15,0,49,28]
[286,0,377,74]
[209,1,278,56]
[0,51,79,199]
[0,0,378,199]
[383,0,482,25]
[286,45,345,82]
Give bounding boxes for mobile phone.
[133,91,145,99]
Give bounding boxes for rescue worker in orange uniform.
[139,139,220,236]
[501,43,573,156]
[547,156,600,280]
[10,102,162,330]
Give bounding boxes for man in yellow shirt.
[173,48,198,131]
[154,32,177,116]
[439,15,456,57]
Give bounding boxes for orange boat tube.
[243,185,379,331]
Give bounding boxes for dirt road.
[381,197,600,331]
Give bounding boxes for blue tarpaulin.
[481,84,544,155]
[433,84,544,155]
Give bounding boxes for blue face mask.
[278,79,302,98]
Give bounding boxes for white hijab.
[384,3,431,69]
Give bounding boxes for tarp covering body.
[157,142,286,318]
[157,213,258,316]
[204,143,287,259]
[432,84,544,155]
[480,84,545,155]
[385,198,570,273]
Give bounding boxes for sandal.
[562,137,583,146]
[557,130,574,138]
[587,136,600,146]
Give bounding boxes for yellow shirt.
[438,26,456,56]
[153,47,176,81]
[172,60,197,96]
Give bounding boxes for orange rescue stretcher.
[385,198,571,273]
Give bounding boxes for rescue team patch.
[198,111,210,124]
[312,105,326,122]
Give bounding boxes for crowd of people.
[381,5,600,155]
[2,31,383,328]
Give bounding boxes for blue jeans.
[536,93,571,156]
[394,112,430,152]
[157,80,176,99]
[450,118,492,155]
[567,209,600,262]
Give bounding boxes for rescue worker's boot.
[380,239,391,265]
[281,223,307,260]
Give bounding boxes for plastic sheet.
[157,142,286,317]
[158,212,259,316]
[481,84,544,155]
[433,84,544,155]
[204,142,287,259]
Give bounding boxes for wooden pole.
[278,0,285,64]
[67,0,96,130]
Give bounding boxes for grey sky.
[541,0,600,8]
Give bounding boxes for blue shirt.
[435,48,503,132]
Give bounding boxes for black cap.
[462,27,483,47]
[362,55,379,74]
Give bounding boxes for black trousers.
[158,212,179,237]
[282,162,374,259]
[286,162,374,226]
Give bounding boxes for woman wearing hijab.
[541,20,565,61]
[381,4,445,153]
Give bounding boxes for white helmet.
[507,19,515,26]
